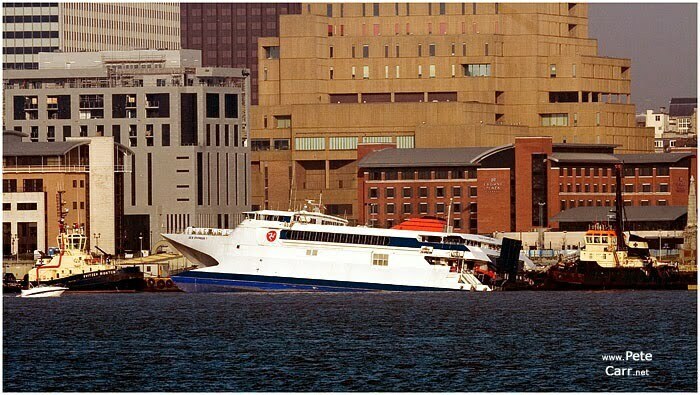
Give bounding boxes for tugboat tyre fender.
[147,278,156,287]
[156,280,165,289]
[165,279,173,288]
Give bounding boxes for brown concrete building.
[2,130,131,255]
[357,137,696,234]
[180,3,302,104]
[250,2,654,221]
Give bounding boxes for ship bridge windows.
[443,235,464,245]
[259,214,291,223]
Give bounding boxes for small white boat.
[18,285,68,298]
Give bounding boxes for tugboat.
[543,164,689,290]
[22,191,144,292]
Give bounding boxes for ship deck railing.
[184,227,233,236]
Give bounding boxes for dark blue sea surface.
[3,291,697,392]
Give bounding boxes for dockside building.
[3,49,250,252]
[357,137,696,234]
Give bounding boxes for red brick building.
[357,137,696,234]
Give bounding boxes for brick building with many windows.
[357,137,696,234]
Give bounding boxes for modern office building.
[3,49,250,252]
[357,137,696,234]
[180,2,302,104]
[3,130,131,255]
[250,2,655,221]
[2,2,180,70]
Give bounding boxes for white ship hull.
[18,285,68,298]
[163,210,504,293]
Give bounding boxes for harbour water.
[3,291,697,392]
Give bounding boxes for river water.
[3,291,697,392]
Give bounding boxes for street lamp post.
[538,201,546,250]
[12,233,18,263]
[139,233,144,257]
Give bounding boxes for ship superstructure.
[162,208,527,292]
[25,191,143,291]
[544,164,691,289]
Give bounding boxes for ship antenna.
[446,197,454,233]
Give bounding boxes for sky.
[588,3,697,113]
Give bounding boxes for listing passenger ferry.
[162,206,526,292]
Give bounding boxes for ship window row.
[282,230,390,246]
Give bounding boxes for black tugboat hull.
[542,260,691,290]
[25,267,144,291]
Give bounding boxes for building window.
[17,203,38,211]
[541,113,569,127]
[369,187,378,199]
[549,64,557,77]
[624,184,635,193]
[264,46,280,59]
[403,187,412,198]
[453,186,461,197]
[658,183,669,192]
[295,137,325,151]
[206,94,220,118]
[363,45,369,58]
[403,203,412,214]
[429,65,436,78]
[658,200,667,206]
[429,44,436,56]
[224,94,239,118]
[363,66,370,79]
[436,203,445,214]
[275,115,292,128]
[419,187,428,198]
[436,187,445,198]
[463,64,491,77]
[469,187,478,197]
[419,203,428,214]
[642,184,652,193]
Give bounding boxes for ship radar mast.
[56,190,69,251]
[614,163,627,251]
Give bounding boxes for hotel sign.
[485,177,503,192]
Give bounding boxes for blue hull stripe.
[171,271,460,292]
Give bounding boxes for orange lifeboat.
[391,217,446,232]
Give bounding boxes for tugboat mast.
[614,163,627,251]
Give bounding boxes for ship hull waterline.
[172,270,483,293]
